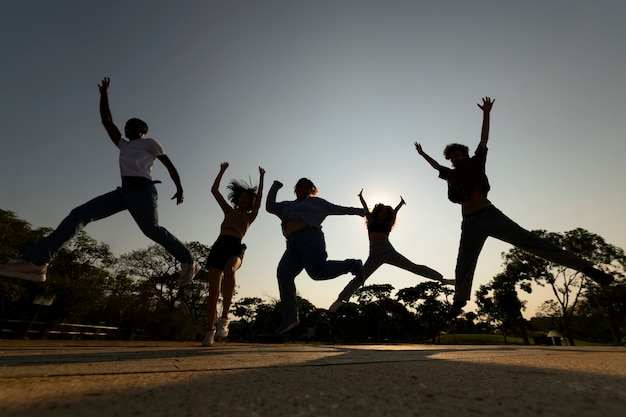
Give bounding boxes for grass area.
[434,333,527,345]
[431,333,613,346]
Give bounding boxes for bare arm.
[212,162,232,213]
[394,196,406,214]
[414,142,442,171]
[477,96,494,152]
[358,189,372,219]
[248,166,266,223]
[157,155,184,205]
[98,77,122,146]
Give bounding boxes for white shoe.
[215,317,229,341]
[177,261,200,287]
[0,259,47,282]
[202,329,216,347]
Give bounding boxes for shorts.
[205,235,247,270]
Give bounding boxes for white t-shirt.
[117,138,165,179]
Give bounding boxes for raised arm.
[477,96,494,152]
[357,189,371,218]
[248,166,266,222]
[157,155,184,205]
[265,180,283,215]
[414,142,442,171]
[98,77,122,146]
[394,196,406,214]
[211,162,231,213]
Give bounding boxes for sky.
[2,1,625,318]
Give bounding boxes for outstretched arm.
[249,166,265,223]
[157,155,184,205]
[414,142,442,171]
[357,189,371,219]
[394,196,406,214]
[98,77,122,146]
[477,96,494,152]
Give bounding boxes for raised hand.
[98,77,110,95]
[477,96,495,113]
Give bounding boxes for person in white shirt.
[0,77,199,286]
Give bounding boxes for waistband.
[121,176,162,188]
[285,226,321,239]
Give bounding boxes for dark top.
[367,221,392,235]
[437,147,490,204]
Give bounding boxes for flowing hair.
[368,204,397,229]
[227,179,258,211]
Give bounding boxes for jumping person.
[266,178,365,334]
[414,96,613,319]
[202,162,264,346]
[328,189,453,312]
[0,77,200,286]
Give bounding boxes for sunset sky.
[2,1,625,316]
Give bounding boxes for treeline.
[1,209,624,344]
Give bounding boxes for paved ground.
[0,340,625,417]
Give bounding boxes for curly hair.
[443,143,469,160]
[368,204,397,229]
[227,179,259,210]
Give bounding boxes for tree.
[502,228,625,345]
[397,281,452,342]
[475,272,529,344]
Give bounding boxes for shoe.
[351,259,364,283]
[447,300,466,320]
[201,329,216,346]
[275,319,300,334]
[582,266,614,286]
[328,299,345,313]
[177,261,200,287]
[0,259,47,282]
[215,317,229,341]
[440,278,455,286]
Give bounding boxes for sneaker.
[328,299,345,313]
[215,317,229,341]
[275,319,300,334]
[0,259,47,282]
[447,300,466,320]
[201,329,216,347]
[582,266,614,286]
[177,261,200,287]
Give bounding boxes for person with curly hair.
[329,189,452,312]
[415,96,613,320]
[202,162,264,346]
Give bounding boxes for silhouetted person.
[0,78,199,286]
[415,96,613,319]
[329,189,452,312]
[202,162,264,346]
[266,177,365,333]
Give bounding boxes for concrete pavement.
[1,340,625,417]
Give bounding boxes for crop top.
[367,221,391,235]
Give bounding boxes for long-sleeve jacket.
[266,182,364,233]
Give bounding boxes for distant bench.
[0,318,119,339]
